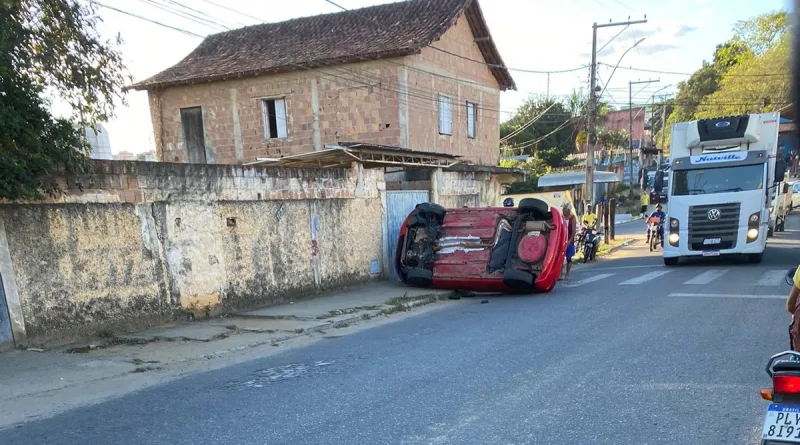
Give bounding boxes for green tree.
[733,11,789,56]
[695,32,791,119]
[0,0,127,200]
[499,157,550,194]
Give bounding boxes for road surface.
[4,213,799,445]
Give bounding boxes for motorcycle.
[647,217,664,252]
[582,227,601,263]
[576,226,587,254]
[758,268,799,445]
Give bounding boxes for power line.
[93,1,205,38]
[137,0,227,32]
[321,0,587,75]
[598,62,791,77]
[500,103,558,142]
[198,0,265,23]
[161,0,235,29]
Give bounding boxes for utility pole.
[586,17,647,208]
[659,94,669,165]
[628,78,658,197]
[546,73,550,100]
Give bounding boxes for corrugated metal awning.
[537,171,621,187]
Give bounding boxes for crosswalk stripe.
[756,270,788,286]
[684,269,729,285]
[669,293,785,299]
[563,273,615,288]
[618,270,671,285]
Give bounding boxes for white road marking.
[683,269,729,285]
[618,270,672,285]
[756,270,788,286]
[563,273,615,288]
[575,264,663,272]
[669,293,785,299]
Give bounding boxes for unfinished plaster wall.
[0,161,384,346]
[0,204,166,345]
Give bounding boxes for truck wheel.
[405,268,433,287]
[748,253,764,264]
[664,257,679,266]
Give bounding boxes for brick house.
[129,0,515,167]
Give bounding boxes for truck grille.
[688,203,740,251]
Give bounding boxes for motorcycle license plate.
[703,238,721,245]
[763,405,800,442]
[702,250,720,257]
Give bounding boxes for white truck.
[661,112,787,265]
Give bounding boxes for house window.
[438,94,453,135]
[466,101,477,139]
[260,98,288,139]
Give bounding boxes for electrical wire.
[321,0,586,76]
[598,62,791,77]
[198,0,265,23]
[500,103,558,142]
[93,1,205,38]
[137,0,228,32]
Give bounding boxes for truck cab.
[662,113,786,265]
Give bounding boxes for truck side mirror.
[654,170,664,190]
[776,159,787,183]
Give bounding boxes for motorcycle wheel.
[583,247,590,263]
[649,233,655,252]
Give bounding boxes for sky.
[68,0,790,154]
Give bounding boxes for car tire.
[405,268,433,287]
[664,257,679,266]
[503,269,534,291]
[415,203,446,220]
[748,253,764,264]
[517,198,550,216]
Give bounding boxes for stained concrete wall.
[0,161,384,347]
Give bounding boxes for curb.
[601,238,635,256]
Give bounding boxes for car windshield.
[672,164,764,196]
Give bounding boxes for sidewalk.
[0,281,453,429]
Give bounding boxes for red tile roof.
[129,0,514,91]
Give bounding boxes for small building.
[128,0,515,167]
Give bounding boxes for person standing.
[640,190,650,217]
[562,203,577,281]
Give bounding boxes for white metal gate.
[386,191,430,281]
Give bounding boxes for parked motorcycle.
[582,227,601,263]
[576,226,587,255]
[647,217,663,252]
[758,268,799,444]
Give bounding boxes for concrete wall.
[147,17,501,166]
[0,161,384,347]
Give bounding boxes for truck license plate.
[762,405,800,442]
[703,238,721,245]
[702,250,720,257]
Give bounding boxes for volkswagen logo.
[707,208,721,220]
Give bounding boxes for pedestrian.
[562,203,577,281]
[786,266,800,350]
[640,189,649,217]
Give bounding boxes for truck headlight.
[747,228,759,239]
[668,233,680,244]
[749,214,759,223]
[670,219,679,228]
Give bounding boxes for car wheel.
[415,203,446,220]
[748,253,764,264]
[503,269,534,291]
[517,198,550,216]
[664,257,679,266]
[405,268,433,287]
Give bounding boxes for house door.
[386,191,430,281]
[180,107,207,164]
[0,273,13,347]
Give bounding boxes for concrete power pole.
[586,18,647,207]
[628,79,658,197]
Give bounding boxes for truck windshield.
[672,164,764,196]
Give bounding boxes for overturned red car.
[394,198,568,293]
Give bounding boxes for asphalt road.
[5,214,800,445]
